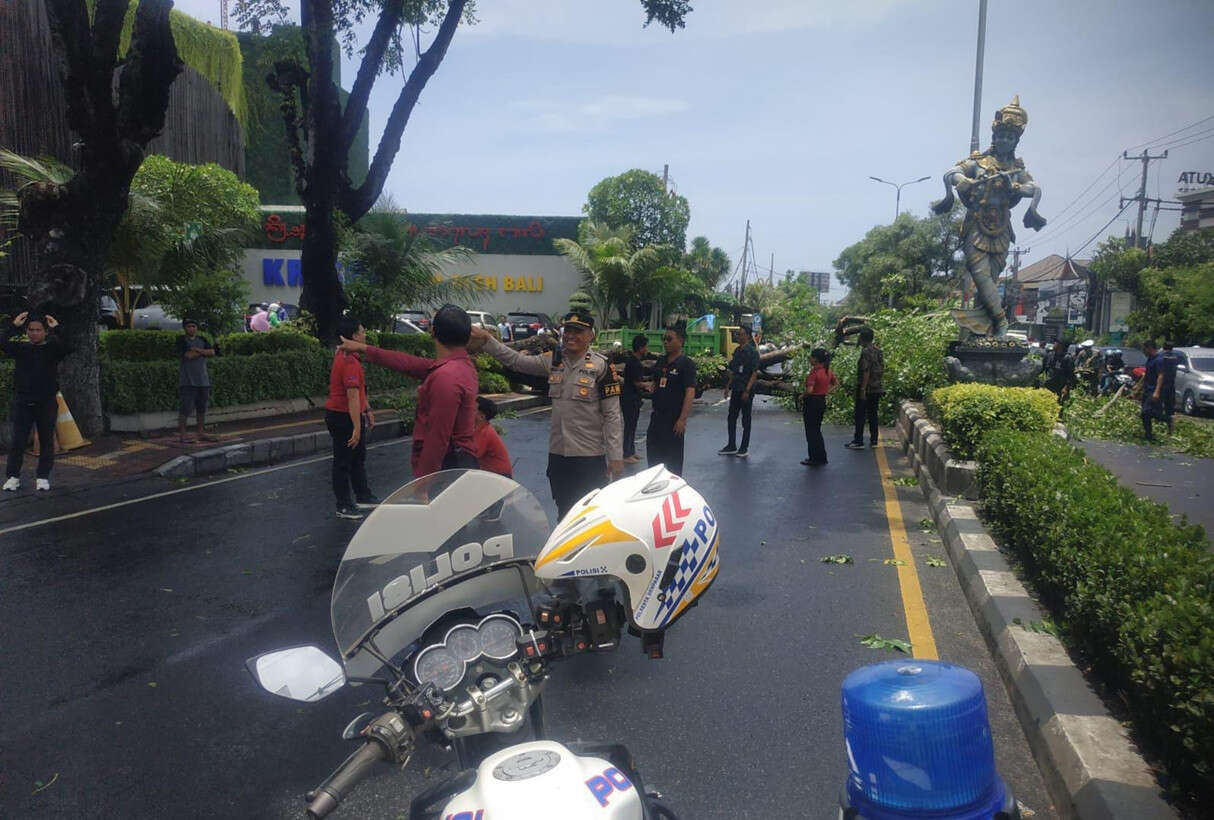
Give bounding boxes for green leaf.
[925,556,947,567]
[858,634,912,653]
[882,558,907,566]
[820,554,853,564]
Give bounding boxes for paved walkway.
[0,392,539,493]
[1079,438,1214,538]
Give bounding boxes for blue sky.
[180,0,1214,297]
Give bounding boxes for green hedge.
[99,328,321,361]
[926,384,1058,459]
[366,332,435,357]
[977,431,1214,803]
[215,328,320,356]
[99,330,184,361]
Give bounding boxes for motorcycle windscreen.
[331,469,550,675]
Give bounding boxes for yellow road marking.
[874,445,939,660]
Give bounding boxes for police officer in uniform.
[472,311,624,518]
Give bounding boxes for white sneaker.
[36,478,50,491]
[2,477,18,492]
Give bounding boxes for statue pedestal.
[944,339,1039,387]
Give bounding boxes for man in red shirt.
[472,396,512,477]
[325,316,377,519]
[339,304,478,478]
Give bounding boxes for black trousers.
[325,409,370,507]
[726,389,753,450]
[547,453,607,520]
[802,395,827,464]
[6,396,57,479]
[621,396,641,458]
[852,391,881,444]
[647,412,685,476]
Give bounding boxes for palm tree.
[684,235,731,289]
[340,209,486,331]
[554,222,665,327]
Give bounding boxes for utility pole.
[662,164,669,194]
[739,220,752,297]
[969,0,989,155]
[769,253,774,285]
[219,0,230,30]
[1120,149,1168,248]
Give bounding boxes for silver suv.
[1173,347,1214,415]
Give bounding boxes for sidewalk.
[1078,438,1214,540]
[0,392,547,492]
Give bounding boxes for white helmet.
[534,465,720,632]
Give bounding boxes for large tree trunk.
[299,197,343,343]
[19,0,181,436]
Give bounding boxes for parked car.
[398,309,431,331]
[391,316,425,334]
[466,310,495,329]
[506,311,556,339]
[99,295,122,329]
[1173,347,1214,415]
[131,304,181,330]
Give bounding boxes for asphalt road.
[0,398,1055,819]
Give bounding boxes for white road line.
[0,438,405,538]
[0,407,551,538]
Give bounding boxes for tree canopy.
[584,169,691,252]
[1091,227,1214,345]
[833,209,961,312]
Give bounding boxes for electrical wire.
[1071,200,1135,258]
[1123,113,1214,152]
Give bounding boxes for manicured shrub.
[478,371,510,394]
[367,332,434,357]
[976,431,1214,803]
[101,348,333,414]
[216,327,319,356]
[926,383,1058,459]
[99,329,182,361]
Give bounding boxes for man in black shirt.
[644,324,696,475]
[3,312,70,491]
[621,334,649,463]
[719,325,759,457]
[1159,341,1180,435]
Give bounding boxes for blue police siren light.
[840,661,1018,819]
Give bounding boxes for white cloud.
[509,94,690,132]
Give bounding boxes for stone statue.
[932,96,1046,337]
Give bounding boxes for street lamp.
[869,175,932,221]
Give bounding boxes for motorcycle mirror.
[245,646,346,702]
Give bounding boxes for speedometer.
[445,625,481,661]
[413,646,464,691]
[477,615,522,660]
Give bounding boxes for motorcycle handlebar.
[305,740,388,819]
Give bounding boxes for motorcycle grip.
[306,740,387,819]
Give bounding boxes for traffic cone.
[53,392,89,451]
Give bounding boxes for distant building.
[243,209,584,316]
[1177,186,1214,232]
[1009,254,1091,339]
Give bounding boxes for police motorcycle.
[246,466,720,819]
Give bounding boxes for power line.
[1158,128,1214,152]
[1123,113,1214,152]
[1072,200,1135,258]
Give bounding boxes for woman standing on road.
[801,347,838,467]
[325,315,377,520]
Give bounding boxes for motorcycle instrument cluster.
[413,614,524,691]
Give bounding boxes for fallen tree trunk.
[758,344,805,367]
[752,380,795,395]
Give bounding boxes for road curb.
[153,393,548,479]
[898,402,1175,820]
